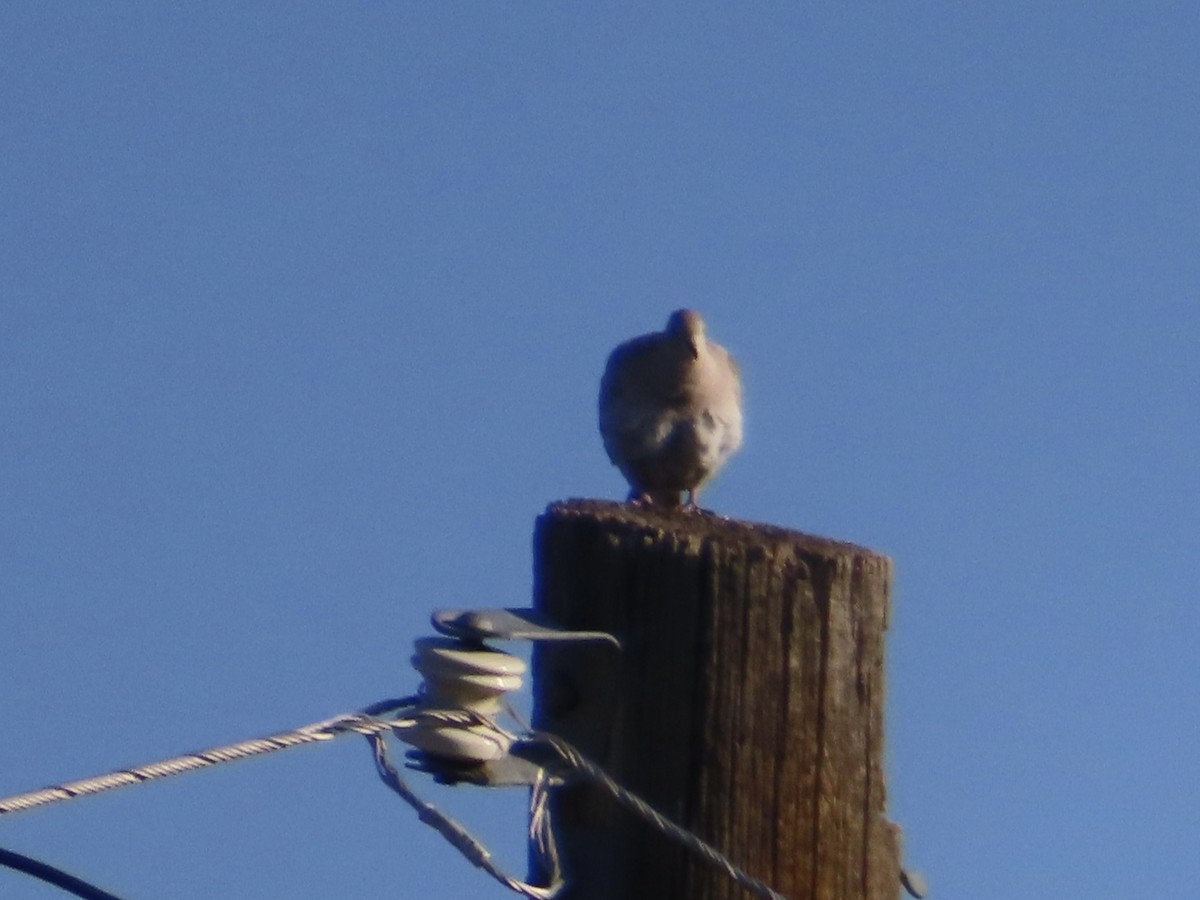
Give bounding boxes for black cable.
[0,846,123,900]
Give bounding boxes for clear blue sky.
[3,4,1197,898]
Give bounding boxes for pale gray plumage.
[599,309,743,507]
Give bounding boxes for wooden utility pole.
[531,499,901,900]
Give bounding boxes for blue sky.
[3,4,1198,898]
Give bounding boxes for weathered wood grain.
[532,499,899,900]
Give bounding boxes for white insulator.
[400,638,525,764]
[393,712,514,762]
[411,638,525,713]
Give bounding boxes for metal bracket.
[405,750,550,788]
[398,608,619,786]
[431,607,621,649]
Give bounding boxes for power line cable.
[0,846,123,900]
[0,700,791,899]
[520,732,788,900]
[0,698,417,818]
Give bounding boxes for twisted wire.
[0,698,418,817]
[0,698,786,900]
[365,729,563,899]
[527,732,788,900]
[0,698,563,899]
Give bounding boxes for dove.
[598,309,743,507]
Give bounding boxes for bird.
[598,309,743,508]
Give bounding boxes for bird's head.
[666,309,706,358]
